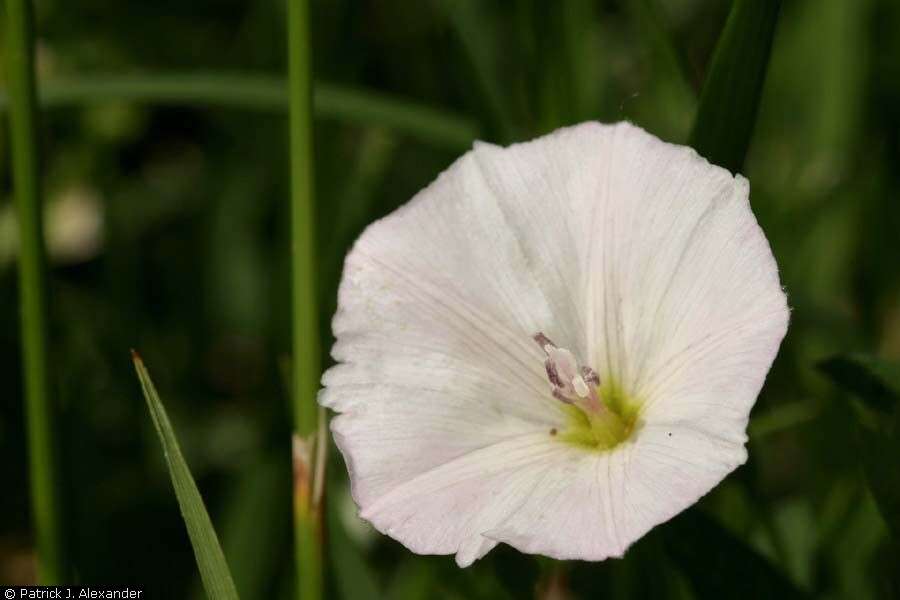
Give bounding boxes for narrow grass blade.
[0,75,479,150]
[131,351,240,600]
[5,0,65,582]
[689,0,782,173]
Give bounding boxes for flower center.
[534,332,638,451]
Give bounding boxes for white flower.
[320,122,789,567]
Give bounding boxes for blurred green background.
[2,0,900,598]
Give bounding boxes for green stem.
[5,0,65,583]
[287,0,323,598]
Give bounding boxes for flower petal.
[579,123,788,413]
[354,432,573,567]
[484,425,747,561]
[577,123,787,545]
[321,147,579,511]
[470,122,624,358]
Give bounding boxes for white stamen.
[572,376,589,398]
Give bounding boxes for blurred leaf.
[132,351,240,600]
[773,500,815,588]
[819,354,900,537]
[438,0,516,142]
[569,535,692,600]
[0,112,7,190]
[818,354,900,415]
[828,492,892,598]
[324,128,396,278]
[319,128,397,331]
[664,509,808,599]
[625,0,697,140]
[748,401,819,439]
[559,0,602,123]
[188,455,289,600]
[0,75,479,150]
[491,548,539,600]
[859,425,900,538]
[626,0,695,95]
[689,0,782,173]
[318,85,478,150]
[384,559,437,600]
[326,489,383,600]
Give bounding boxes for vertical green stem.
[5,0,64,583]
[287,0,323,599]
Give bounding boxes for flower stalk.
[287,0,324,597]
[5,0,65,583]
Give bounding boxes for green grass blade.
[287,0,325,598]
[688,0,782,173]
[0,75,479,150]
[5,0,65,583]
[131,351,240,600]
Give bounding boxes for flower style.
[320,121,789,567]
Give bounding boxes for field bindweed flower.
[320,122,789,566]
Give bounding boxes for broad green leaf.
[132,351,240,600]
[819,354,900,537]
[689,0,782,173]
[664,509,808,599]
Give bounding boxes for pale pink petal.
[322,121,788,565]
